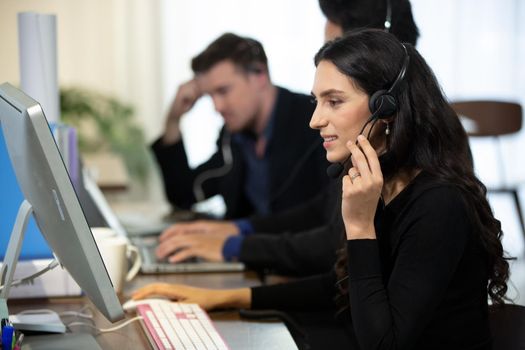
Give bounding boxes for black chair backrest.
[451,101,522,137]
[489,304,525,350]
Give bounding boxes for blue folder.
[0,132,53,260]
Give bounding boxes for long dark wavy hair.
[313,29,510,310]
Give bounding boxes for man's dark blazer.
[241,180,343,276]
[152,86,330,219]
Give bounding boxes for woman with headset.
[132,29,509,349]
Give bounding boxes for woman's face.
[310,60,372,163]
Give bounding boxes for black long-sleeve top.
[252,172,492,349]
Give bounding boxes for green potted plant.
[60,87,153,185]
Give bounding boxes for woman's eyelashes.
[310,93,345,108]
[328,99,342,108]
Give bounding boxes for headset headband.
[388,43,409,94]
[384,0,392,32]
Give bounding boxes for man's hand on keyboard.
[155,232,228,263]
[131,283,251,311]
[160,220,240,239]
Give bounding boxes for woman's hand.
[342,135,383,240]
[131,283,251,311]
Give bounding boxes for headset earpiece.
[368,43,410,120]
[368,90,397,118]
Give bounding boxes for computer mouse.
[122,298,170,312]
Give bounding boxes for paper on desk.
[18,12,60,123]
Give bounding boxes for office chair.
[489,304,525,350]
[451,100,524,240]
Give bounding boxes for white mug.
[91,227,118,240]
[91,227,141,293]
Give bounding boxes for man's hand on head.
[163,79,202,144]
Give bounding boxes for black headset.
[367,42,410,120]
[365,0,410,120]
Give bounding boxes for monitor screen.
[0,82,124,322]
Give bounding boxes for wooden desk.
[8,271,298,350]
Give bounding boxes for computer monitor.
[0,82,124,322]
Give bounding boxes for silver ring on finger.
[350,172,361,181]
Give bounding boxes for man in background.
[152,33,330,222]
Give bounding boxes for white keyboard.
[136,300,229,350]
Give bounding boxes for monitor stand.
[0,199,34,319]
[0,200,101,349]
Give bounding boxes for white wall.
[412,0,525,184]
[0,0,325,164]
[1,0,523,164]
[0,0,163,142]
[411,0,525,256]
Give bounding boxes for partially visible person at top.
[321,0,419,42]
[135,29,509,349]
[152,33,330,222]
[155,0,421,277]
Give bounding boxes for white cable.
[67,316,144,333]
[14,308,93,319]
[16,308,58,315]
[59,305,94,319]
[193,132,233,202]
[15,306,95,321]
[0,259,59,291]
[59,311,94,319]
